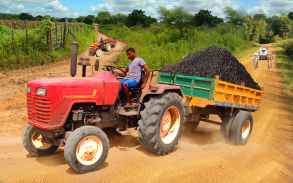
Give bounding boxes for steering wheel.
[104,65,127,77]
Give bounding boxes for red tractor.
[22,32,186,173]
[88,39,117,57]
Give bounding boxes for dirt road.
[0,31,292,182]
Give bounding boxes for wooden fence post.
[63,19,67,48]
[55,24,58,49]
[25,23,28,43]
[12,29,14,46]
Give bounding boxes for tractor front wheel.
[64,126,109,173]
[22,124,59,157]
[138,92,186,155]
[96,49,102,57]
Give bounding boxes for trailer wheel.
[105,43,111,52]
[112,43,116,48]
[96,49,102,57]
[229,111,253,145]
[64,126,109,173]
[22,124,59,157]
[220,110,239,142]
[138,92,186,155]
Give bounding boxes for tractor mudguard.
[139,84,183,103]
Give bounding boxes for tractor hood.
[27,72,120,105]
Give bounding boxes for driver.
[108,48,150,109]
[100,38,104,47]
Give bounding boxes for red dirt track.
[0,27,292,182]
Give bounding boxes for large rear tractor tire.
[138,92,186,155]
[22,124,59,157]
[229,111,253,145]
[64,126,109,173]
[105,43,111,52]
[96,49,102,57]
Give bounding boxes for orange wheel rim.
[31,132,52,149]
[160,106,180,144]
[242,120,251,139]
[76,136,103,165]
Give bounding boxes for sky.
[0,0,292,19]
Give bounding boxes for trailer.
[156,72,264,145]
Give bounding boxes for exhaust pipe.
[70,31,78,77]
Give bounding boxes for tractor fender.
[139,84,183,103]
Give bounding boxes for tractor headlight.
[27,85,31,93]
[36,88,47,96]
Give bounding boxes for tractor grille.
[27,96,51,124]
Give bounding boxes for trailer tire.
[105,43,111,52]
[64,126,109,173]
[138,92,186,155]
[220,116,234,142]
[220,110,239,142]
[112,43,116,48]
[22,124,59,157]
[229,111,253,145]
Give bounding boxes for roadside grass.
[0,25,97,71]
[273,42,293,106]
[233,41,260,60]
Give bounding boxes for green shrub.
[0,24,96,70]
[99,24,247,70]
[283,39,293,57]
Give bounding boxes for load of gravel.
[160,46,261,90]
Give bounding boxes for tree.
[243,15,254,40]
[84,15,95,25]
[253,14,267,21]
[279,13,292,38]
[251,20,267,42]
[96,11,112,24]
[18,13,34,21]
[127,9,148,27]
[224,6,245,25]
[288,12,293,20]
[35,15,43,21]
[194,9,223,27]
[158,6,193,37]
[76,16,86,23]
[270,15,280,36]
[111,13,128,24]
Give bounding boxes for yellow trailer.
[156,73,264,145]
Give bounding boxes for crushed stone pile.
[160,46,261,90]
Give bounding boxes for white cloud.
[0,0,80,18]
[89,0,180,17]
[246,0,293,17]
[180,0,240,18]
[89,0,239,19]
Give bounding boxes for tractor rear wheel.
[105,43,111,52]
[64,126,109,173]
[96,49,102,57]
[138,92,186,155]
[22,124,59,157]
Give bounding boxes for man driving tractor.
[100,38,104,47]
[108,48,150,109]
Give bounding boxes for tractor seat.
[129,70,146,92]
